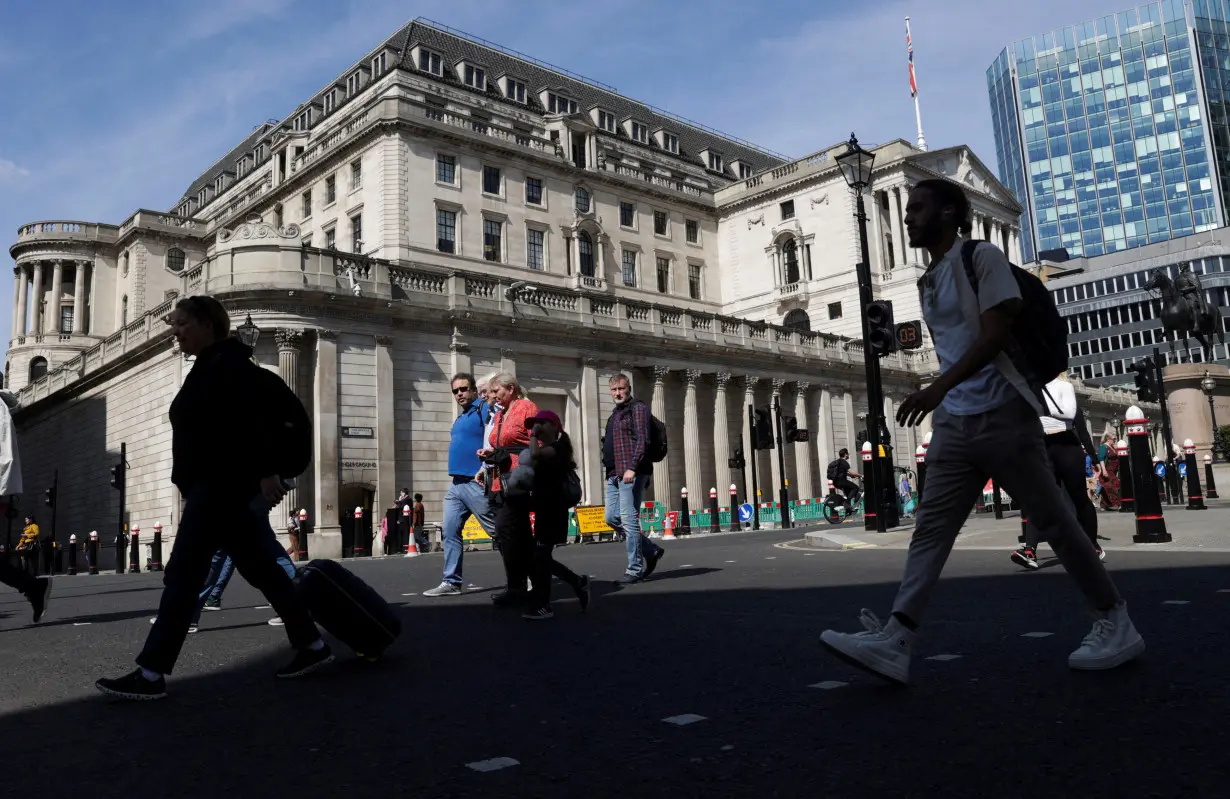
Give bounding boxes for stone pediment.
[908,147,1020,211]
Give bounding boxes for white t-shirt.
[920,239,1023,415]
[1039,378,1077,435]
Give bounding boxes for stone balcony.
[12,221,118,251]
[115,210,207,241]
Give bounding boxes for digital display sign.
[895,321,923,350]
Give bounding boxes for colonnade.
[12,259,92,339]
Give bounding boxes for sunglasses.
[451,386,473,395]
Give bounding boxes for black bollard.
[1183,440,1206,511]
[128,526,140,573]
[67,534,77,576]
[1205,454,1220,500]
[115,527,127,575]
[298,511,310,561]
[991,478,1005,520]
[1127,409,1170,543]
[150,523,164,571]
[1116,442,1135,514]
[862,444,877,531]
[728,485,740,533]
[88,531,99,575]
[915,446,927,507]
[678,488,692,536]
[708,488,721,534]
[1019,514,1027,544]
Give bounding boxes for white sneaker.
[423,582,463,597]
[820,609,914,684]
[1068,601,1145,670]
[268,617,285,627]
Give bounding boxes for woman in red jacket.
[478,373,538,607]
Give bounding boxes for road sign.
[1155,462,1167,478]
[1179,462,1188,478]
[737,503,754,523]
[895,320,923,350]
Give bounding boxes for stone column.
[12,267,25,339]
[712,372,733,496]
[889,188,907,268]
[620,363,637,396]
[651,366,672,505]
[579,357,602,505]
[866,189,886,274]
[374,335,396,557]
[770,379,785,498]
[500,348,516,379]
[448,337,471,421]
[793,382,814,499]
[29,261,43,335]
[72,261,87,335]
[47,259,63,335]
[841,391,857,454]
[313,329,342,558]
[276,329,305,520]
[683,369,704,503]
[817,387,834,478]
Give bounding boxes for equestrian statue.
[1144,264,1225,362]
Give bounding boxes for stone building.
[6,19,1140,559]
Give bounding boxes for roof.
[174,18,789,212]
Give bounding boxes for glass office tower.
[987,1,1230,263]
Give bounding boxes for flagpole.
[906,16,927,151]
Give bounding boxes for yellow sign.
[573,505,612,535]
[461,515,491,541]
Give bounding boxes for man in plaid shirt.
[603,374,664,582]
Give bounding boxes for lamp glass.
[836,134,875,189]
[236,314,260,348]
[1202,375,1216,395]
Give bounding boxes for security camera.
[504,281,540,303]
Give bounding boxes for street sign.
[895,320,923,350]
[737,503,754,523]
[1179,462,1188,478]
[793,430,810,442]
[1155,462,1167,478]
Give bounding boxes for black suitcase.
[298,559,401,661]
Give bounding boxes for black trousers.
[529,539,582,610]
[138,484,320,675]
[493,497,534,594]
[0,555,38,595]
[1024,434,1099,551]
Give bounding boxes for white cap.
[1126,405,1144,420]
[1184,438,1195,448]
[915,445,925,455]
[681,486,688,495]
[1205,453,1213,462]
[861,441,872,451]
[923,432,933,446]
[729,484,737,491]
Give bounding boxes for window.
[782,240,800,284]
[325,175,336,205]
[654,210,668,236]
[464,64,486,90]
[350,159,362,190]
[483,218,502,262]
[527,228,545,270]
[828,302,843,320]
[630,121,648,143]
[293,111,311,131]
[28,357,47,382]
[302,190,312,218]
[663,133,679,154]
[620,201,635,228]
[418,49,442,75]
[783,309,811,333]
[781,200,795,220]
[708,152,724,172]
[436,209,456,253]
[60,306,73,334]
[739,163,754,179]
[350,214,362,252]
[656,257,670,293]
[688,263,702,300]
[482,165,501,195]
[325,228,336,249]
[598,110,617,132]
[575,187,591,213]
[525,177,543,205]
[121,296,128,326]
[622,249,637,287]
[578,231,595,277]
[685,220,698,244]
[347,72,362,97]
[371,52,387,75]
[436,154,457,185]
[505,78,526,103]
[548,93,577,114]
[166,248,185,273]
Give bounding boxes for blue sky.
[0,0,1124,360]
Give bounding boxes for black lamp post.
[236,314,261,364]
[1202,370,1221,462]
[836,133,889,532]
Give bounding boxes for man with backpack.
[603,373,665,583]
[826,449,861,508]
[819,178,1143,685]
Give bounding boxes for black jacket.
[169,337,280,498]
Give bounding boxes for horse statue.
[1144,264,1224,362]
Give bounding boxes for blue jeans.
[190,533,298,625]
[440,477,496,586]
[605,475,660,577]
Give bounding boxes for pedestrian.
[820,178,1143,684]
[825,448,863,509]
[602,373,664,583]
[96,296,332,700]
[1011,375,1105,569]
[480,373,539,607]
[422,373,496,597]
[17,515,39,576]
[1096,431,1122,510]
[286,511,300,561]
[0,391,52,623]
[520,410,590,620]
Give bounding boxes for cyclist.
[826,448,862,509]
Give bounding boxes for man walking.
[819,178,1143,684]
[0,391,51,623]
[423,373,496,596]
[603,374,664,583]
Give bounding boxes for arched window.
[575,187,591,214]
[782,239,800,285]
[121,295,128,327]
[28,357,47,382]
[167,248,186,273]
[578,231,595,277]
[783,309,811,333]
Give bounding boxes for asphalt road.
[2,529,1228,798]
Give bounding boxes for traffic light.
[866,300,896,355]
[44,485,55,508]
[753,407,774,450]
[728,446,746,470]
[110,462,125,491]
[784,416,799,443]
[1130,358,1156,402]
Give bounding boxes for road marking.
[73,622,91,626]
[1218,589,1230,593]
[401,593,418,596]
[725,560,736,563]
[662,713,707,726]
[1163,600,1191,605]
[720,745,735,752]
[254,605,272,610]
[1021,632,1054,638]
[809,680,848,690]
[926,654,962,662]
[765,557,777,560]
[680,564,693,568]
[466,757,519,772]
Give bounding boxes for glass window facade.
[988,1,1225,263]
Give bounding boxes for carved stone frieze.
[274,329,304,350]
[217,213,302,244]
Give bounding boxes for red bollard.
[128,525,140,573]
[708,487,721,534]
[149,522,164,571]
[1127,407,1170,543]
[1116,440,1135,514]
[1183,439,1206,511]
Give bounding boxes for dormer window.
[547,92,577,115]
[293,109,312,131]
[703,150,724,173]
[596,109,617,133]
[215,175,226,193]
[418,48,443,76]
[737,162,754,179]
[346,70,366,97]
[255,144,268,163]
[324,90,336,114]
[655,130,679,154]
[627,121,648,144]
[463,63,486,90]
[503,76,526,103]
[371,52,387,76]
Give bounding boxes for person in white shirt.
[819,178,1143,685]
[1011,375,1105,569]
[0,391,52,623]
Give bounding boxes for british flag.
[907,23,918,97]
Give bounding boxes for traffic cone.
[404,532,420,558]
[663,513,677,540]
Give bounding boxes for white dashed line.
[725,560,736,563]
[680,564,693,568]
[765,557,777,560]
[809,680,848,690]
[254,605,272,610]
[720,745,735,752]
[1021,632,1054,639]
[466,757,519,772]
[1163,600,1191,605]
[662,713,707,726]
[926,654,962,662]
[1218,589,1230,593]
[401,593,418,597]
[73,622,91,626]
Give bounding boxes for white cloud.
[0,158,29,183]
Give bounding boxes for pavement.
[2,520,1229,797]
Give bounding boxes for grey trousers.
[892,397,1120,624]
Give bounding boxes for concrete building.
[6,19,1140,560]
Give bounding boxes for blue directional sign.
[1179,462,1188,479]
[1155,462,1167,478]
[738,503,754,523]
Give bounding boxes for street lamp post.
[836,133,889,532]
[236,314,261,363]
[1202,371,1221,462]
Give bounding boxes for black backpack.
[960,240,1067,386]
[826,459,842,481]
[251,365,314,479]
[648,413,669,463]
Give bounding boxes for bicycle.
[822,480,864,525]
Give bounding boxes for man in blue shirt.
[424,373,496,596]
